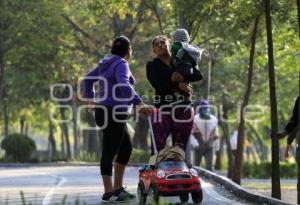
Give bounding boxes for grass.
[11,191,174,205]
[242,182,296,190]
[9,192,83,205]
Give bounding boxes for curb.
[195,167,294,205]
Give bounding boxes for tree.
[232,14,260,185]
[48,118,56,161]
[264,0,281,199]
[145,0,165,34]
[1,0,298,166]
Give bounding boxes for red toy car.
[137,160,203,204]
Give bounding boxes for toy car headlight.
[190,168,198,177]
[157,170,165,178]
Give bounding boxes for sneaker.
[102,191,126,203]
[115,187,136,200]
[102,192,114,202]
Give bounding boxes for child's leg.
[176,63,194,78]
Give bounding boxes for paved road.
[0,166,253,205]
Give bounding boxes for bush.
[243,161,297,178]
[1,133,36,162]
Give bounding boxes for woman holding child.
[146,30,203,153]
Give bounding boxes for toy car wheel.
[179,193,189,203]
[137,183,146,205]
[191,189,203,204]
[146,185,159,205]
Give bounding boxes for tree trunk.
[177,1,189,31]
[3,97,8,138]
[232,15,259,184]
[0,10,5,131]
[0,56,3,104]
[60,123,65,159]
[264,0,281,199]
[0,0,6,106]
[219,102,234,178]
[298,161,300,205]
[60,106,71,160]
[20,116,25,134]
[63,121,71,159]
[48,118,56,161]
[207,56,212,98]
[0,45,4,104]
[148,0,165,34]
[72,99,79,157]
[24,122,29,135]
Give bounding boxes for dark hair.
[152,35,168,48]
[111,36,131,58]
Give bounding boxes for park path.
[0,165,254,205]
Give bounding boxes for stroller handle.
[147,115,158,154]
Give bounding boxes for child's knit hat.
[172,28,190,43]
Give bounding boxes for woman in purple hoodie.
[85,36,149,202]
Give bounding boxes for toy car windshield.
[157,161,188,170]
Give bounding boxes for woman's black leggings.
[95,106,132,176]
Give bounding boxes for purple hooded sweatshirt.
[84,55,142,111]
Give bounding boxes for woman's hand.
[284,144,292,160]
[178,82,193,95]
[87,101,96,112]
[136,103,152,116]
[171,72,184,82]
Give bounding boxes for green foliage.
[71,152,98,162]
[243,161,297,179]
[29,151,67,163]
[20,191,27,205]
[16,192,69,205]
[129,148,151,164]
[1,133,36,162]
[0,0,299,164]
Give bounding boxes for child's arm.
[184,67,203,82]
[171,72,184,82]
